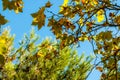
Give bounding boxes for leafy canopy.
[0,29,93,80]
[0,0,120,79]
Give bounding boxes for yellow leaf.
[112,45,119,50]
[78,18,84,26]
[96,9,104,22]
[0,37,6,54]
[14,1,23,14]
[60,0,69,12]
[0,38,6,44]
[37,52,44,57]
[62,0,69,6]
[33,18,38,23]
[78,35,88,41]
[15,9,19,14]
[91,0,98,6]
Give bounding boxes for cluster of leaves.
[0,0,24,26]
[94,31,120,80]
[2,0,23,13]
[0,29,93,80]
[1,0,120,79]
[29,0,120,49]
[41,0,120,79]
[0,29,15,80]
[42,1,120,79]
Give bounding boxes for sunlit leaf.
[37,52,44,57]
[91,0,98,6]
[78,35,88,41]
[60,0,69,12]
[78,18,84,26]
[96,9,105,22]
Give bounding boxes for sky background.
[0,0,101,80]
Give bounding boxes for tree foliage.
[0,0,120,79]
[2,0,23,13]
[0,29,92,80]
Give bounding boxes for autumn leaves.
[60,0,105,23]
[2,0,23,14]
[29,0,107,48]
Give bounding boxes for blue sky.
[0,0,101,80]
